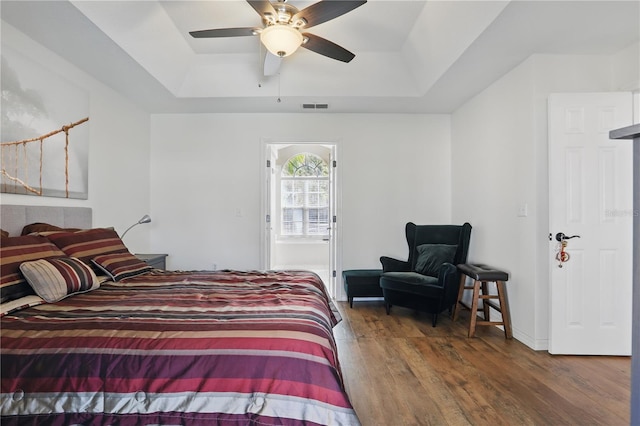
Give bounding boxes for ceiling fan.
[190,0,367,69]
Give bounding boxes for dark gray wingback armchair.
[379,222,472,327]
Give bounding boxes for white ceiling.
[2,0,639,114]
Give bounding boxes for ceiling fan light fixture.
[260,24,303,57]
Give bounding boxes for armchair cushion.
[380,272,441,297]
[414,244,457,277]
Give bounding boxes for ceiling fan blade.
[190,27,261,38]
[263,51,282,76]
[293,0,366,29]
[301,33,355,63]
[246,0,277,19]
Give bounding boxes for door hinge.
[333,160,337,167]
[266,214,271,223]
[266,160,271,168]
[332,270,337,278]
[333,215,337,223]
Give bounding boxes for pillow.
[0,295,45,317]
[92,252,153,281]
[1,229,9,238]
[19,257,99,303]
[0,235,67,303]
[21,222,80,236]
[414,244,458,277]
[46,228,129,266]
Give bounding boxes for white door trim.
[260,139,342,300]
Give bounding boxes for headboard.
[0,205,92,237]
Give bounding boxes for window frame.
[279,153,330,240]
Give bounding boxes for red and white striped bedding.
[0,270,359,425]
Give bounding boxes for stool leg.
[497,281,513,339]
[469,279,481,338]
[452,273,467,322]
[481,281,490,321]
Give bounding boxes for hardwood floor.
[333,301,631,426]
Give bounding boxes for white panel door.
[548,92,633,355]
[262,144,277,270]
[328,145,337,298]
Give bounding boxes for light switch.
[517,202,528,217]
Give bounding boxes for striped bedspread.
[0,270,360,425]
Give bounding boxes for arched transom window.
[281,153,329,236]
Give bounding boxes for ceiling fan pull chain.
[277,72,281,103]
[257,38,263,88]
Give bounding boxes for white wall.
[451,48,639,350]
[149,113,452,281]
[452,58,538,346]
[611,42,640,123]
[1,23,152,252]
[612,42,640,94]
[273,241,330,269]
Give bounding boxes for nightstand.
[135,253,168,270]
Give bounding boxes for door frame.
[260,139,342,299]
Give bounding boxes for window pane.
[282,208,304,235]
[307,207,329,235]
[308,193,319,207]
[280,153,330,236]
[293,193,305,206]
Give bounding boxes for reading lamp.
[121,214,151,239]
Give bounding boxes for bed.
[0,205,359,425]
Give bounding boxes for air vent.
[302,103,329,110]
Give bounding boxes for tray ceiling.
[2,1,638,113]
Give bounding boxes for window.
[281,153,329,237]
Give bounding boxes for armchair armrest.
[380,256,411,273]
[437,262,461,304]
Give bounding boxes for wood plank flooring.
[334,301,630,426]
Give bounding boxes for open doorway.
[262,142,339,298]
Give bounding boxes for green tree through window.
[281,153,329,236]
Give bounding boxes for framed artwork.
[1,46,89,199]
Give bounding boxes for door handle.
[555,232,581,242]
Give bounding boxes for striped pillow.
[0,235,67,303]
[0,295,45,317]
[92,252,153,281]
[46,228,129,266]
[19,257,99,303]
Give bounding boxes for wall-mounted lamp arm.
[121,214,151,239]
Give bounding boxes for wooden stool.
[453,264,512,339]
